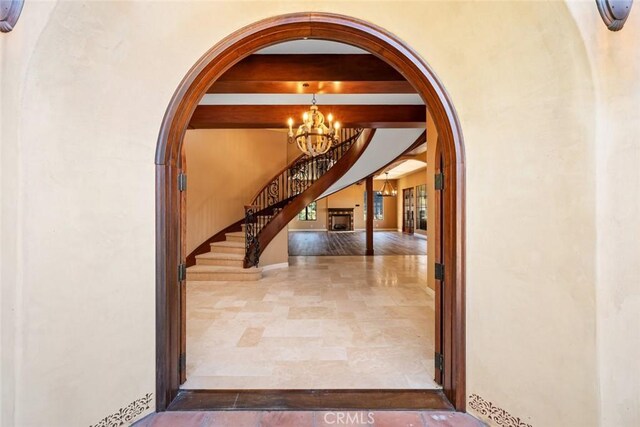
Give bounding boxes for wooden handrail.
[248,128,362,205]
[247,129,376,266]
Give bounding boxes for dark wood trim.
[208,54,417,94]
[365,176,374,255]
[156,12,465,412]
[210,80,416,94]
[168,389,454,411]
[215,54,407,82]
[189,105,425,129]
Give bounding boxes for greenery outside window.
[298,201,317,221]
[417,184,427,230]
[364,192,384,220]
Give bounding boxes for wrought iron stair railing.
[244,128,363,267]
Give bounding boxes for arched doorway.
[155,12,465,412]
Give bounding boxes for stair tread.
[187,265,262,273]
[196,252,244,260]
[225,231,245,237]
[210,241,245,248]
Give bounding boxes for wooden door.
[403,187,415,234]
[434,148,444,385]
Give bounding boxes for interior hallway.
[288,230,426,256]
[184,255,436,390]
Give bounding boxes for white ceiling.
[318,128,424,199]
[257,40,368,55]
[200,93,424,105]
[375,159,426,180]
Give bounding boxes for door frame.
[402,187,415,234]
[155,12,466,411]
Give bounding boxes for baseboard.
[288,229,328,232]
[414,233,427,240]
[261,262,289,271]
[425,286,435,297]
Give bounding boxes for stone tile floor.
[134,410,485,427]
[184,255,436,389]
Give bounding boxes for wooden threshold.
[167,389,454,412]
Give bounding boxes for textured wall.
[2,1,636,426]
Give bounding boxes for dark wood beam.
[189,105,426,129]
[208,54,416,94]
[366,176,374,256]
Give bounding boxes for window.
[417,184,427,231]
[298,201,317,221]
[364,192,384,220]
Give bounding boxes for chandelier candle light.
[377,172,397,197]
[288,94,340,157]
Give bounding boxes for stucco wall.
[1,1,637,426]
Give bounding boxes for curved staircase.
[186,128,371,282]
[187,231,262,281]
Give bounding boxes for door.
[403,187,415,234]
[434,148,444,386]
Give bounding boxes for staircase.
[187,231,263,281]
[186,128,372,282]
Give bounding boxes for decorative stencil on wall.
[469,394,532,427]
[90,393,153,427]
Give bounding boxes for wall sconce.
[596,0,634,31]
[0,0,24,33]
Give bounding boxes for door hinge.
[178,263,186,282]
[435,172,444,191]
[178,172,187,192]
[435,352,444,371]
[435,263,445,281]
[179,353,186,373]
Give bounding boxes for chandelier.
[288,94,340,157]
[377,172,397,197]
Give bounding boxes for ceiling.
[191,39,427,164]
[375,159,426,180]
[256,40,368,55]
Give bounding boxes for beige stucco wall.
[566,3,640,426]
[1,1,638,427]
[184,129,287,255]
[288,181,398,231]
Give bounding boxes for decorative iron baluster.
[244,205,260,267]
[244,128,363,265]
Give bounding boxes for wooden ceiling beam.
[189,105,426,129]
[207,54,417,94]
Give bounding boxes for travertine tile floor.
[184,255,437,389]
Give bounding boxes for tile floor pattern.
[134,410,485,427]
[185,255,437,389]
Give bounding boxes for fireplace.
[328,208,354,232]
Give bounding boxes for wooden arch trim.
[155,12,465,412]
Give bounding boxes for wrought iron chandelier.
[288,94,340,157]
[377,172,397,197]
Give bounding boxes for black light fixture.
[377,172,397,197]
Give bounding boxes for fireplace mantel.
[328,208,355,232]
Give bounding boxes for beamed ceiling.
[191,42,426,131]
